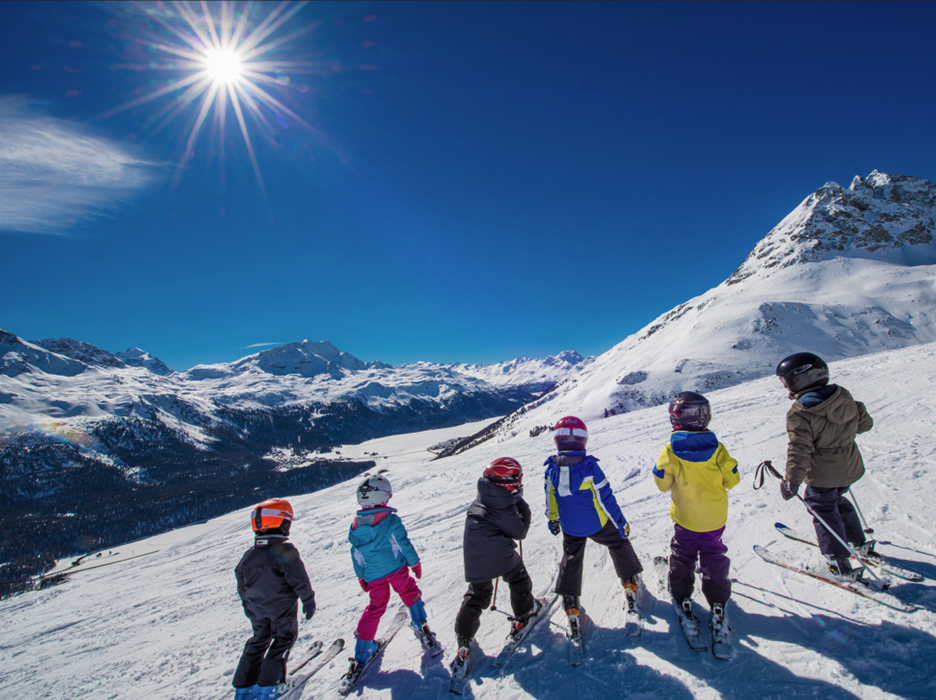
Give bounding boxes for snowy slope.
[3,342,935,700]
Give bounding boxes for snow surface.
[3,342,935,700]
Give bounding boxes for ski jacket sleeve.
[718,444,740,490]
[544,466,559,520]
[857,401,873,434]
[349,541,365,580]
[653,445,676,492]
[389,515,421,567]
[785,408,815,485]
[591,463,627,528]
[518,498,532,534]
[491,498,531,541]
[281,544,315,604]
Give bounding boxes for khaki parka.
[784,385,873,488]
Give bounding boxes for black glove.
[302,593,316,620]
[780,481,799,501]
[548,520,561,536]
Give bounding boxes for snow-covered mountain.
[0,331,589,593]
[463,171,935,450]
[5,342,935,700]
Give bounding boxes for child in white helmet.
[344,474,441,684]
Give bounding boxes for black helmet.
[668,391,711,431]
[776,352,829,396]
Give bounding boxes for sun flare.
[103,1,323,197]
[204,48,243,84]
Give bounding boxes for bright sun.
[204,48,242,84]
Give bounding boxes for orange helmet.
[251,498,294,534]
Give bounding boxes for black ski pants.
[668,524,731,607]
[803,485,865,558]
[454,560,533,641]
[233,608,298,688]
[555,520,642,598]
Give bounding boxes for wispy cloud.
[243,342,284,349]
[0,96,160,234]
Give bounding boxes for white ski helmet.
[357,474,392,508]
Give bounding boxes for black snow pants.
[668,524,731,607]
[454,560,533,641]
[803,485,865,558]
[233,608,298,688]
[555,520,642,598]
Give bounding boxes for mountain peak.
[727,171,935,286]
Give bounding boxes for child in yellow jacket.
[654,392,739,624]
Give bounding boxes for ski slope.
[2,344,936,700]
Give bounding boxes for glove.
[617,519,630,540]
[302,593,316,620]
[359,578,369,592]
[411,562,422,579]
[548,520,561,536]
[780,481,799,501]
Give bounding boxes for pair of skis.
[449,594,558,695]
[756,523,920,613]
[339,607,444,696]
[653,556,733,660]
[260,638,345,700]
[566,578,645,667]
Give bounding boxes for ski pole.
[795,494,883,584]
[848,490,874,535]
[491,577,500,611]
[754,461,882,584]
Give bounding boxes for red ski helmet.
[554,416,588,452]
[251,498,293,534]
[484,457,523,493]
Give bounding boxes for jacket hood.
[476,476,523,508]
[350,506,395,546]
[670,430,719,462]
[793,385,858,425]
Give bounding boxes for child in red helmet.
[233,499,316,700]
[450,458,543,681]
[544,416,643,631]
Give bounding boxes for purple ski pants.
[355,566,421,641]
[668,524,731,607]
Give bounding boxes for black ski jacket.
[235,536,315,621]
[463,477,531,583]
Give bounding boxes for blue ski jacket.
[348,506,420,583]
[544,452,628,538]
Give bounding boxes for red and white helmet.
[251,498,293,534]
[484,457,523,493]
[554,416,588,452]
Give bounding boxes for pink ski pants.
[355,566,421,641]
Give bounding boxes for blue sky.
[1,1,934,372]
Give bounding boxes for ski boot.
[563,595,583,638]
[449,636,472,676]
[233,686,259,700]
[710,603,728,635]
[409,599,443,657]
[825,555,865,583]
[255,686,281,700]
[623,575,640,612]
[855,540,878,558]
[507,597,543,643]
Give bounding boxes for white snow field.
[2,343,936,700]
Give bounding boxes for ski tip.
[774,522,787,528]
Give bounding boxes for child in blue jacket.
[346,474,440,678]
[545,416,643,627]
